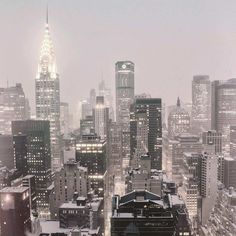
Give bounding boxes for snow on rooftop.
[40,220,70,234]
[0,186,29,193]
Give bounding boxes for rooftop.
[0,186,29,193]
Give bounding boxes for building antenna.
[46,2,49,24]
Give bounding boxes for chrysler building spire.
[37,6,57,77]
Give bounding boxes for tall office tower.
[99,80,114,120]
[199,151,218,225]
[80,99,92,120]
[107,121,122,180]
[12,120,52,217]
[168,97,190,138]
[0,187,31,236]
[0,83,30,134]
[230,126,236,158]
[60,102,70,136]
[80,115,95,136]
[211,79,236,154]
[0,135,14,169]
[13,134,28,176]
[35,15,61,170]
[192,75,211,134]
[115,61,135,160]
[50,159,89,219]
[202,130,222,154]
[94,96,109,139]
[130,98,162,169]
[111,190,192,236]
[76,134,106,195]
[90,88,96,111]
[223,157,236,188]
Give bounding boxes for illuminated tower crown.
[37,8,57,78]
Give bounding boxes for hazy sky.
[1,0,236,112]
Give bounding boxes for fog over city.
[1,1,236,236]
[1,0,236,110]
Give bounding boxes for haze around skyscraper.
[1,0,236,110]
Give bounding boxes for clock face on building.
[122,64,127,69]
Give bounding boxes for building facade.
[211,79,236,154]
[111,190,192,236]
[35,17,61,170]
[0,135,14,169]
[12,120,52,217]
[115,61,135,160]
[192,75,211,134]
[60,102,70,136]
[0,187,31,236]
[94,96,109,139]
[168,97,190,138]
[0,83,30,134]
[50,159,89,219]
[130,98,162,169]
[76,134,106,195]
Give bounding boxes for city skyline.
[0,1,236,235]
[1,0,236,110]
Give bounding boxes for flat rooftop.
[0,187,29,193]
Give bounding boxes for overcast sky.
[1,0,236,112]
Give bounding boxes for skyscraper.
[60,102,70,136]
[80,115,95,136]
[12,120,52,217]
[192,75,211,133]
[94,96,109,139]
[115,61,134,159]
[0,83,30,134]
[35,13,61,170]
[13,134,28,176]
[211,79,236,153]
[130,98,162,169]
[76,134,106,195]
[99,80,114,120]
[199,151,218,225]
